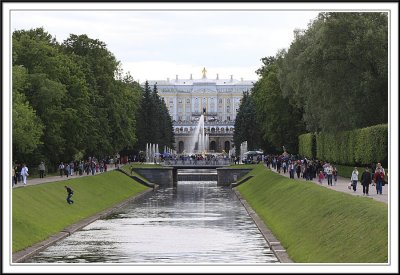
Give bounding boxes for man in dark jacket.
[361,167,372,196]
[65,185,74,204]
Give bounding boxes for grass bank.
[12,171,148,253]
[229,164,258,169]
[236,164,388,263]
[120,164,152,183]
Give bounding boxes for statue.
[202,67,207,78]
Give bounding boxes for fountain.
[188,114,207,155]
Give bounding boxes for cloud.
[10,9,319,80]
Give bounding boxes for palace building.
[144,68,255,153]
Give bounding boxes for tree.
[12,28,142,168]
[12,66,44,162]
[233,91,261,154]
[135,82,175,152]
[252,56,306,154]
[277,12,388,133]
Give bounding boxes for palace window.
[187,98,190,104]
[219,98,222,104]
[210,103,215,112]
[226,106,230,113]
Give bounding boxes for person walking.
[318,170,324,184]
[373,163,385,195]
[59,162,65,177]
[65,163,70,178]
[12,165,16,186]
[332,166,338,186]
[38,161,45,178]
[70,161,74,176]
[351,167,359,192]
[326,164,333,186]
[20,163,29,185]
[361,167,372,196]
[65,185,74,204]
[13,164,18,185]
[79,161,84,176]
[289,162,295,179]
[16,163,22,184]
[282,161,287,174]
[296,163,301,178]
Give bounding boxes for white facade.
[143,69,255,153]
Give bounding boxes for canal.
[28,180,279,263]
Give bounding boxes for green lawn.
[236,164,388,263]
[120,164,152,183]
[126,163,162,168]
[12,171,148,253]
[229,164,258,169]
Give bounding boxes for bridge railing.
[161,159,231,166]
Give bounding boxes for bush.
[298,133,314,158]
[303,124,388,166]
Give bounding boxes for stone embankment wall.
[133,168,174,187]
[216,168,252,186]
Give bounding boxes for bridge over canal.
[132,162,251,187]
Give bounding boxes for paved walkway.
[265,164,388,204]
[12,165,122,189]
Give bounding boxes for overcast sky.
[10,7,321,82]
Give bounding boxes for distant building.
[144,68,254,153]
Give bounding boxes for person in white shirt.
[20,163,29,185]
[351,167,359,192]
[326,164,333,186]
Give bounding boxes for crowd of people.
[263,154,387,196]
[12,152,387,198]
[264,155,337,182]
[162,154,231,165]
[12,156,122,186]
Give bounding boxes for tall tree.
[12,66,44,163]
[233,91,261,153]
[135,82,175,152]
[12,28,142,168]
[277,12,388,133]
[252,56,306,154]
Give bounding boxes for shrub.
[303,124,388,166]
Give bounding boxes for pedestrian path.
[265,164,388,204]
[12,165,122,189]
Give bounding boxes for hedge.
[298,133,314,159]
[300,124,388,166]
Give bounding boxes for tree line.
[12,28,174,171]
[234,12,388,157]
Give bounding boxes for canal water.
[28,181,279,264]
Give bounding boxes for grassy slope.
[12,171,148,253]
[229,164,258,169]
[236,164,388,263]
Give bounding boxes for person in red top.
[373,163,385,195]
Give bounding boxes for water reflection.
[29,181,279,263]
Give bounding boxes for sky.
[9,6,321,82]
